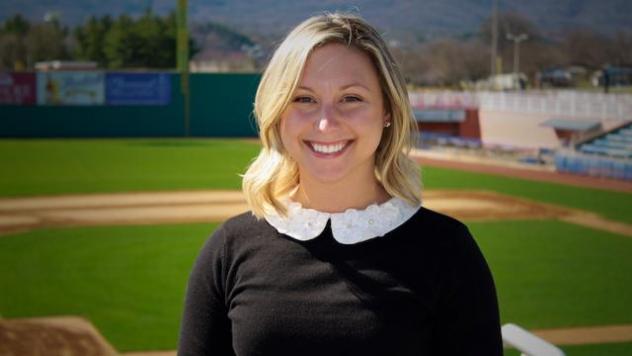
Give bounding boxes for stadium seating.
[555,121,632,180]
[577,122,632,159]
[418,132,482,149]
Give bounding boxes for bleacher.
[577,123,632,159]
[418,132,482,149]
[555,121,632,180]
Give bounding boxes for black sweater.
[178,206,503,355]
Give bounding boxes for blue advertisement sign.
[106,73,171,105]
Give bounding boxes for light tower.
[506,32,528,74]
[490,0,498,77]
[177,0,190,136]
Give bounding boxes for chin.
[301,166,351,185]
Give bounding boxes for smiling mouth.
[305,140,352,155]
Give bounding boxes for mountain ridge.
[2,0,630,43]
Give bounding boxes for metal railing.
[409,90,632,121]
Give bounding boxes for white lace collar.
[264,197,420,245]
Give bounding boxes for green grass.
[423,166,632,224]
[1,139,630,223]
[1,220,631,351]
[469,219,632,328]
[1,138,631,351]
[0,224,216,352]
[0,139,260,196]
[505,341,632,356]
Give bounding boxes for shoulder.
[195,212,273,267]
[209,211,278,249]
[402,207,496,295]
[408,205,470,238]
[413,206,493,275]
[400,205,478,255]
[219,211,266,234]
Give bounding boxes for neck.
[293,174,390,213]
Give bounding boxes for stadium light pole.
[490,0,498,77]
[506,33,528,74]
[177,0,190,137]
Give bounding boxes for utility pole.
[177,0,190,137]
[490,0,498,77]
[506,33,528,74]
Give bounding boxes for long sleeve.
[430,224,504,355]
[178,209,503,356]
[178,226,235,356]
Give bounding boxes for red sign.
[0,72,36,105]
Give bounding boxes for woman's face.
[280,43,390,186]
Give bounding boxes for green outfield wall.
[0,73,260,138]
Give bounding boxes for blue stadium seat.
[577,122,632,162]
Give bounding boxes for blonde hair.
[242,12,421,217]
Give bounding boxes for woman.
[179,13,503,355]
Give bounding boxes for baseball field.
[0,138,631,355]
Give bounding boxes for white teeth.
[311,142,347,154]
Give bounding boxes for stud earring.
[384,121,391,128]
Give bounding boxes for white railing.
[409,90,632,121]
[409,90,479,109]
[502,323,565,356]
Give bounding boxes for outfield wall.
[0,73,260,138]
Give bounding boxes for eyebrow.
[296,83,371,92]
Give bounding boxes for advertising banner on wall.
[0,72,36,105]
[36,72,105,105]
[106,73,171,105]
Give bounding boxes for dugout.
[414,108,481,140]
[540,118,602,147]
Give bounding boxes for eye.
[343,95,362,102]
[293,96,316,104]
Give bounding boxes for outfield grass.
[0,224,215,351]
[468,219,632,328]
[0,139,260,196]
[1,139,630,223]
[1,220,631,351]
[423,166,632,224]
[1,138,631,352]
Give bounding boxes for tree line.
[0,10,197,71]
[392,12,632,87]
[1,10,631,87]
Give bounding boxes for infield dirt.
[0,189,629,237]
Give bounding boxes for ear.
[383,112,391,126]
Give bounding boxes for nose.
[316,104,339,131]
[317,117,334,131]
